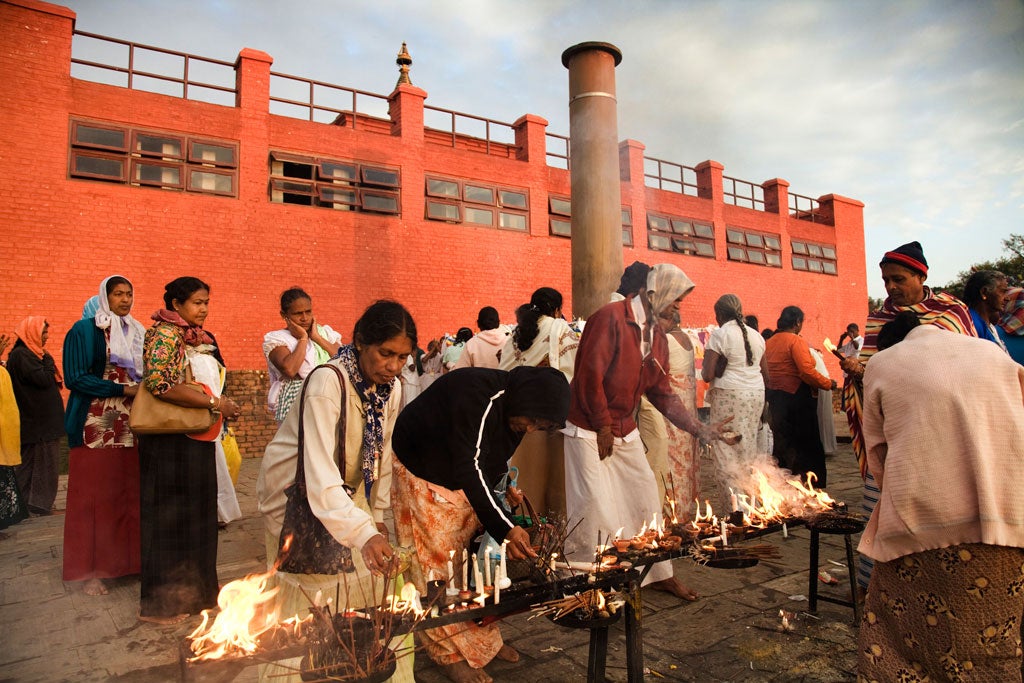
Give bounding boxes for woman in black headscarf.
[391,366,570,683]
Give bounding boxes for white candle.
[782,523,788,539]
[494,565,501,604]
[473,557,483,595]
[721,519,728,547]
[730,488,738,512]
[484,549,492,587]
[462,549,469,590]
[498,541,511,589]
[446,553,454,584]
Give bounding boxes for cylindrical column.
[562,42,623,320]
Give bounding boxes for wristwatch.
[208,396,218,411]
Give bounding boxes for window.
[791,239,837,275]
[547,195,632,244]
[647,213,715,257]
[270,151,400,214]
[425,176,527,231]
[69,119,237,197]
[725,227,781,267]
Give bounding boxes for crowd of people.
[0,238,1021,682]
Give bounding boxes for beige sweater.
[858,326,1024,563]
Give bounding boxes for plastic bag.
[222,427,242,485]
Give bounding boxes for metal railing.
[70,30,236,104]
[546,133,570,170]
[643,156,699,196]
[788,191,826,224]
[722,174,765,211]
[423,105,517,157]
[268,71,390,127]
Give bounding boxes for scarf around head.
[646,264,696,317]
[82,296,100,320]
[335,343,394,497]
[94,275,146,381]
[151,309,214,346]
[14,316,62,384]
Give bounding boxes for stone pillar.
[561,42,623,320]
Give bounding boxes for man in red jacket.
[563,264,734,599]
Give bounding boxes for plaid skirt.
[858,543,1024,683]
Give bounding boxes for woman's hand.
[284,317,308,342]
[217,396,242,420]
[505,526,536,560]
[123,384,139,398]
[505,486,524,509]
[361,534,396,576]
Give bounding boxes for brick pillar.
[388,83,427,141]
[695,160,724,202]
[234,48,272,205]
[762,178,790,215]
[512,113,548,162]
[619,139,646,252]
[234,48,272,111]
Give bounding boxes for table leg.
[624,580,644,682]
[587,626,609,683]
[808,529,820,613]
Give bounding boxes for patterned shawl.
[335,343,395,496]
[844,287,976,477]
[151,309,214,346]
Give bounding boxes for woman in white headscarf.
[62,275,147,596]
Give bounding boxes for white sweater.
[858,326,1024,562]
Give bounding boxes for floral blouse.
[142,322,187,396]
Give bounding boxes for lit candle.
[462,549,469,590]
[721,519,728,547]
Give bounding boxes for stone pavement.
[0,421,863,682]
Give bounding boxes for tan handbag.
[129,367,217,435]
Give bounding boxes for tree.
[939,234,1024,300]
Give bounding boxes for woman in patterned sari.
[840,241,976,593]
[62,275,145,596]
[137,277,243,624]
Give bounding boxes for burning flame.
[188,568,307,662]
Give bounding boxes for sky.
[62,0,1024,299]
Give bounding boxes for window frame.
[69,118,238,197]
[426,175,529,232]
[648,212,715,258]
[791,239,838,275]
[725,227,782,268]
[270,150,401,214]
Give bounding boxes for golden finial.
[396,42,412,86]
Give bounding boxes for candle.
[484,548,492,587]
[721,519,728,547]
[447,551,454,584]
[498,541,511,589]
[730,488,738,512]
[782,523,788,539]
[462,549,469,590]
[473,557,483,595]
[493,565,501,604]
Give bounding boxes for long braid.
[736,311,754,365]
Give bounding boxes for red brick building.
[0,0,867,454]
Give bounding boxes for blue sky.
[63,0,1024,298]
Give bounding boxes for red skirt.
[62,445,141,580]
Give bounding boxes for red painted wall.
[0,0,867,451]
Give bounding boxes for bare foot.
[138,613,189,625]
[83,578,108,596]
[494,644,519,663]
[438,660,493,683]
[649,577,699,601]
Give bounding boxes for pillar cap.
[561,42,622,68]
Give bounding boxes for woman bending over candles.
[391,365,570,683]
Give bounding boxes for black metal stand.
[806,528,861,624]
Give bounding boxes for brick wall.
[224,370,277,458]
[1,0,868,460]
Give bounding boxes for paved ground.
[0,418,863,682]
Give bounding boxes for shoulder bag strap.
[293,363,347,486]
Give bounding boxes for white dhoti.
[562,424,671,585]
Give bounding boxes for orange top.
[764,331,831,394]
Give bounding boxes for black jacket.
[7,341,65,444]
[392,366,569,542]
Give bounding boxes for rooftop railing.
[643,156,699,197]
[70,30,236,105]
[546,133,570,170]
[788,191,826,224]
[423,105,517,157]
[268,71,391,127]
[722,174,765,211]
